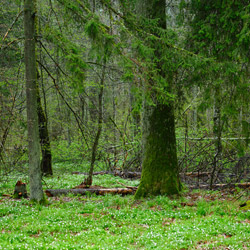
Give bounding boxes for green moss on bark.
[135,103,181,199]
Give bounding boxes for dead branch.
[1,10,23,45]
[189,182,250,190]
[45,187,136,197]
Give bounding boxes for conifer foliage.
[0,0,249,197]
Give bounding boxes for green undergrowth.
[0,164,249,249]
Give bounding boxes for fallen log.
[180,172,211,178]
[72,170,142,179]
[72,170,141,179]
[115,181,138,191]
[72,171,109,175]
[72,171,214,179]
[116,171,141,179]
[45,182,249,197]
[45,187,136,197]
[189,182,250,190]
[212,182,250,189]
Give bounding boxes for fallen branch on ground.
[115,180,138,190]
[45,187,136,197]
[189,182,250,189]
[72,171,215,179]
[72,171,109,175]
[180,172,211,177]
[72,170,142,179]
[45,182,249,197]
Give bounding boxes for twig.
[37,60,90,149]
[1,10,23,46]
[115,180,137,190]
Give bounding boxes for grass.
[0,163,249,249]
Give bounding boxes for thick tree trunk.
[24,0,44,202]
[135,0,181,198]
[135,103,181,197]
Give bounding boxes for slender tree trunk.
[129,84,140,139]
[85,59,106,186]
[37,85,53,176]
[0,93,16,160]
[210,86,222,188]
[24,0,44,202]
[135,0,181,198]
[79,94,85,121]
[37,27,53,176]
[112,83,118,160]
[192,86,198,130]
[184,114,188,154]
[66,108,72,146]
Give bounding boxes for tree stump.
[14,181,28,198]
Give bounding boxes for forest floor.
[0,162,249,249]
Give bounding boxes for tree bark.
[37,85,53,176]
[45,187,135,197]
[210,86,222,188]
[112,83,118,161]
[24,0,44,202]
[135,0,181,198]
[84,57,106,186]
[135,103,181,197]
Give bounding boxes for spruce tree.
[135,0,181,198]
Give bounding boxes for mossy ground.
[0,163,249,249]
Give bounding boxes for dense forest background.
[0,0,249,190]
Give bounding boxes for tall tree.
[84,55,107,186]
[37,19,53,176]
[186,0,250,153]
[37,84,53,176]
[135,0,181,198]
[24,0,44,202]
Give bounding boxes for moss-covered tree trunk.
[135,0,181,198]
[135,101,181,197]
[24,0,44,202]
